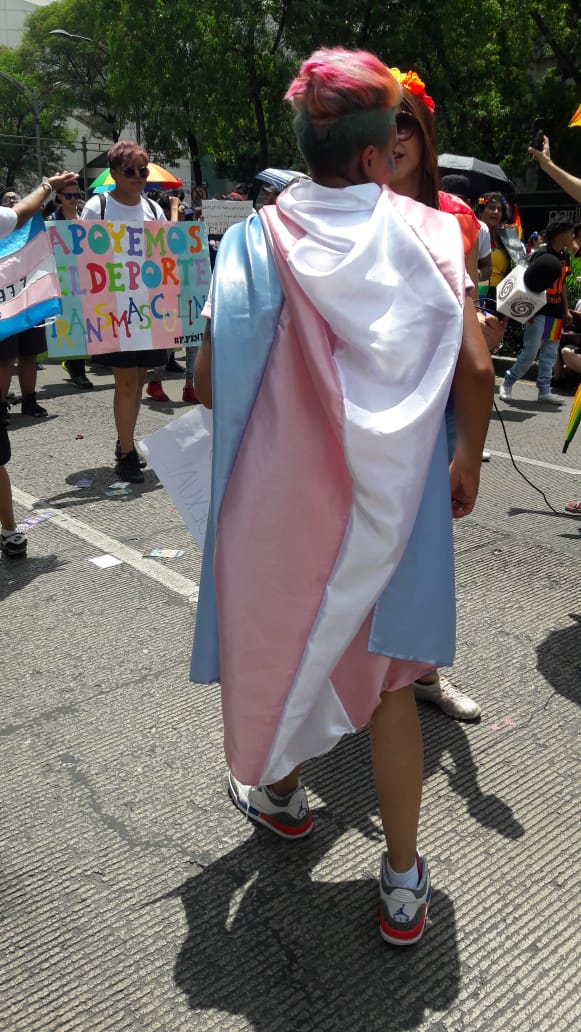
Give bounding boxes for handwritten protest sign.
[201,200,253,236]
[139,406,212,550]
[45,220,211,358]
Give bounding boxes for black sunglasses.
[62,192,81,200]
[395,111,419,140]
[122,165,149,180]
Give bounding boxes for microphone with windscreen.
[495,252,562,322]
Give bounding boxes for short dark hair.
[545,215,574,243]
[439,174,471,201]
[107,140,149,171]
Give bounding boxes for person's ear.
[360,145,378,182]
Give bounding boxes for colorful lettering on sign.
[46,219,211,358]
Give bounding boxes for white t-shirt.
[80,193,166,222]
[0,207,18,240]
[478,221,491,261]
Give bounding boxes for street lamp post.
[48,29,109,54]
[0,69,42,180]
[49,29,141,145]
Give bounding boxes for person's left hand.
[449,456,481,519]
[476,309,508,353]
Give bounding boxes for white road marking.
[486,450,581,476]
[11,485,199,601]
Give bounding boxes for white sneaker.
[413,675,481,721]
[227,771,313,839]
[379,852,431,946]
[538,392,563,405]
[499,378,512,401]
[482,450,491,462]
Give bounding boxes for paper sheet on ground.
[139,406,212,549]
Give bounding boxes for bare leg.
[0,358,14,401]
[134,368,147,432]
[17,354,37,396]
[113,367,140,455]
[415,668,438,686]
[561,347,581,376]
[0,466,16,531]
[369,685,423,873]
[270,766,301,796]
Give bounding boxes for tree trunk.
[187,129,202,187]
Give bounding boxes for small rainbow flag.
[543,317,564,342]
[563,381,581,453]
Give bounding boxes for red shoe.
[182,385,200,404]
[146,380,169,402]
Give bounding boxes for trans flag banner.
[45,220,211,358]
[0,215,61,342]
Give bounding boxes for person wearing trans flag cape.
[191,49,493,946]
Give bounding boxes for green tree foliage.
[9,0,581,188]
[19,0,121,142]
[0,46,74,189]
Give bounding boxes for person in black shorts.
[80,142,168,483]
[0,419,26,556]
[0,168,78,555]
[0,189,50,419]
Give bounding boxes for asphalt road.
[1,362,579,1031]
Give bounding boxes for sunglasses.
[122,165,149,180]
[395,111,418,140]
[62,192,81,200]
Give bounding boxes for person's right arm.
[529,135,581,204]
[194,320,212,407]
[449,301,495,518]
[13,172,78,229]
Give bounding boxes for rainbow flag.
[0,214,61,341]
[563,381,581,453]
[543,316,564,342]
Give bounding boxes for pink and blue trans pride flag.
[191,182,467,786]
[0,214,60,341]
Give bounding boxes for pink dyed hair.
[286,48,400,120]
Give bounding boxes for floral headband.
[388,68,435,113]
[477,194,506,207]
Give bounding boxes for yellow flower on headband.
[389,67,435,113]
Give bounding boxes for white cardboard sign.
[139,406,213,549]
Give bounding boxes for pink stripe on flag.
[330,611,431,727]
[0,231,53,289]
[215,300,353,785]
[0,272,59,321]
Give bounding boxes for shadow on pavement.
[34,467,163,510]
[490,407,536,423]
[536,612,581,708]
[419,707,525,839]
[507,506,571,520]
[0,552,65,601]
[163,714,524,1029]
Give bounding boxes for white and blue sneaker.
[379,852,431,946]
[228,771,313,840]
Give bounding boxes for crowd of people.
[1,46,580,948]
